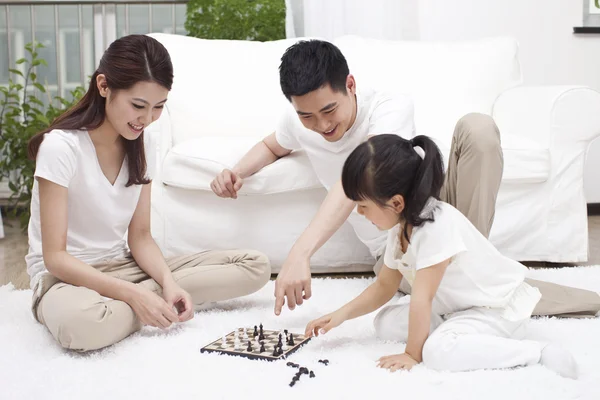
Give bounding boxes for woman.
[26,34,271,352]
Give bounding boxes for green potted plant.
[0,42,84,229]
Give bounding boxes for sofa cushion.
[161,137,322,194]
[161,133,550,193]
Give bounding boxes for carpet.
[1,267,600,400]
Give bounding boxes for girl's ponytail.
[342,134,445,241]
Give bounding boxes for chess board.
[200,328,311,361]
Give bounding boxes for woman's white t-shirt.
[26,129,150,289]
[383,199,541,320]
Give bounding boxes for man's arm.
[274,180,355,315]
[211,132,292,198]
[233,133,292,178]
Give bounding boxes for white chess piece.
[243,328,248,340]
[221,336,227,349]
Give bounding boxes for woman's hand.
[305,311,346,337]
[126,285,181,329]
[162,281,194,322]
[377,353,419,372]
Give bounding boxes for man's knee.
[455,113,501,155]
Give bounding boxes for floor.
[1,215,599,290]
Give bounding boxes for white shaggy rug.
[2,267,600,400]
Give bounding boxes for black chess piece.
[299,367,309,375]
[309,371,315,378]
[247,341,253,352]
[318,359,329,366]
[253,325,258,337]
[259,332,265,341]
[284,329,288,336]
[278,344,283,355]
[272,346,278,357]
[259,323,263,334]
[277,335,282,346]
[288,334,295,346]
[260,341,265,353]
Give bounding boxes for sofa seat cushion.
[161,137,322,194]
[162,134,550,194]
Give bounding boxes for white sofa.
[144,33,600,272]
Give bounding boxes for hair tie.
[410,139,425,159]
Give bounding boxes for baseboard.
[589,203,600,216]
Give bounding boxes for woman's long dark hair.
[28,34,173,187]
[342,134,445,241]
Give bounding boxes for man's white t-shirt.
[26,129,149,289]
[383,199,541,320]
[275,87,415,258]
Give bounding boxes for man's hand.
[211,169,244,199]
[377,353,420,372]
[274,256,312,315]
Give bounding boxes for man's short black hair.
[279,39,350,101]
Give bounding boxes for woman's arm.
[127,182,175,287]
[404,259,449,362]
[127,182,194,321]
[40,177,180,328]
[39,177,138,301]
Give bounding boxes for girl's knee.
[422,331,459,372]
[373,304,410,342]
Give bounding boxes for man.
[211,39,600,318]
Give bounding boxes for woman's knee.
[42,297,137,352]
[241,249,272,290]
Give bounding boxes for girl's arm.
[40,178,180,328]
[306,265,402,336]
[404,258,449,362]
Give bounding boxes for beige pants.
[33,249,271,352]
[374,113,600,318]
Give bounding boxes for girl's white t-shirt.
[384,199,541,320]
[26,129,150,289]
[275,87,415,258]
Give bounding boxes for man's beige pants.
[32,249,271,352]
[374,112,600,319]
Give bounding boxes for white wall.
[416,0,600,202]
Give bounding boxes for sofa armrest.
[492,86,600,150]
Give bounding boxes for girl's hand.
[162,281,194,322]
[127,285,180,329]
[305,311,345,337]
[377,353,419,372]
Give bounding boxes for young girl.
[305,134,577,378]
[26,34,270,352]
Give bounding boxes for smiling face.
[290,76,357,143]
[97,75,168,141]
[355,195,405,231]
